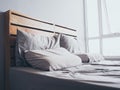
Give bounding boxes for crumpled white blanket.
[87,53,104,63]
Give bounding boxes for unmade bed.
[10,60,120,90]
[4,10,120,90]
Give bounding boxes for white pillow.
[15,30,60,66]
[25,48,82,71]
[60,34,81,53]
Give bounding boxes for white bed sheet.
[10,60,120,89]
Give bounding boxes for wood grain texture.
[10,25,55,36]
[10,14,54,32]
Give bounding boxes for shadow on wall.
[0,11,5,90]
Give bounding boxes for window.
[85,0,120,59]
[86,0,99,38]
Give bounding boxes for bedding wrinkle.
[25,48,82,71]
[10,65,120,89]
[16,30,60,66]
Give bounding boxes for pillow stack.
[15,30,82,71]
[16,30,60,66]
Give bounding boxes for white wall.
[0,0,85,90]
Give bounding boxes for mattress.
[10,60,120,90]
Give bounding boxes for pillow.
[60,34,81,53]
[75,54,89,63]
[15,30,60,66]
[25,48,82,71]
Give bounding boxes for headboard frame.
[4,10,77,90]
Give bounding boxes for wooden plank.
[10,14,54,32]
[55,24,76,31]
[10,25,55,36]
[54,26,77,36]
[10,12,77,37]
[11,10,53,25]
[10,25,76,37]
[9,25,77,36]
[10,10,77,32]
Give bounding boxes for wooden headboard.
[4,10,77,90]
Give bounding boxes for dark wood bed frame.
[4,10,77,90]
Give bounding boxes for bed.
[4,10,120,90]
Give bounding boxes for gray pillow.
[75,54,89,63]
[60,34,81,53]
[15,30,60,66]
[25,48,82,71]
